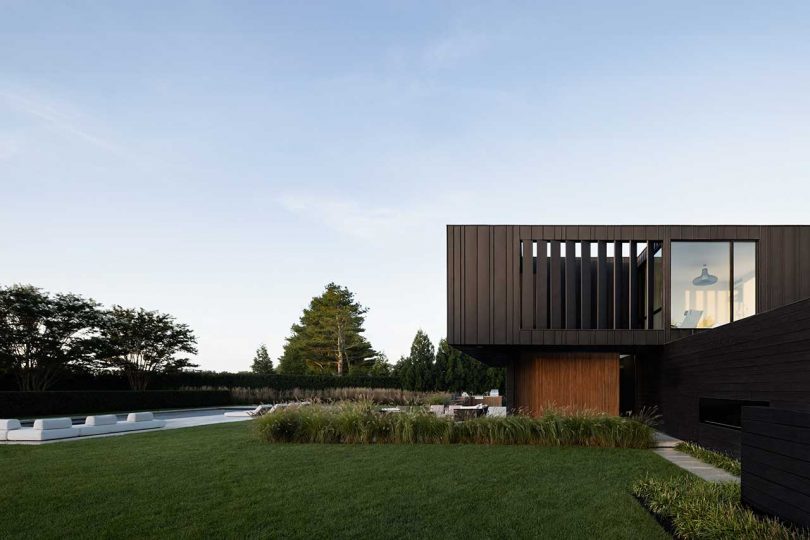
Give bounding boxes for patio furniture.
[428,405,446,416]
[224,404,276,418]
[487,406,507,417]
[6,417,80,442]
[76,412,166,436]
[454,405,488,421]
[0,419,22,441]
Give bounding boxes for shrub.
[632,475,807,539]
[185,386,450,406]
[0,390,232,417]
[254,403,654,447]
[674,441,741,476]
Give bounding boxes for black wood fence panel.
[741,406,810,528]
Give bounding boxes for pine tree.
[250,344,274,374]
[367,353,392,376]
[278,283,376,376]
[399,330,435,391]
[433,337,506,394]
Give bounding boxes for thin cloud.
[0,91,130,158]
[277,192,406,239]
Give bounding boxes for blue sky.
[2,1,810,371]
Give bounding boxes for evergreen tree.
[367,353,392,376]
[399,330,435,391]
[278,283,376,376]
[250,344,274,374]
[433,337,506,394]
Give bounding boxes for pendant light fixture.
[692,264,718,286]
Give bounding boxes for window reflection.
[733,242,756,321]
[671,242,732,328]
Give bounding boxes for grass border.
[674,441,741,476]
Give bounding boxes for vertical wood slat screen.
[517,237,662,331]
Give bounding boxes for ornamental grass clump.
[254,403,653,448]
[632,475,808,540]
[674,441,741,476]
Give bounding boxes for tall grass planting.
[254,402,654,448]
[632,475,808,539]
[674,441,741,476]
[183,386,452,406]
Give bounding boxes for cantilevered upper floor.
[447,225,810,351]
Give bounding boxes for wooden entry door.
[514,352,619,415]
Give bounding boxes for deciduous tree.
[94,306,198,390]
[0,284,100,391]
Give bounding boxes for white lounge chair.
[6,417,80,442]
[224,404,277,418]
[74,413,164,435]
[0,419,22,441]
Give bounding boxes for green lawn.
[0,422,685,539]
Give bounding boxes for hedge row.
[0,372,401,392]
[0,390,232,418]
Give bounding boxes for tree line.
[253,283,504,393]
[2,281,504,395]
[0,284,197,391]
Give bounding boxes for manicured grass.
[0,422,684,539]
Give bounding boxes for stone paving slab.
[652,431,740,483]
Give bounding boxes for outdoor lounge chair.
[6,417,81,442]
[0,419,22,441]
[224,404,277,417]
[75,413,165,436]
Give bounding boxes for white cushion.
[0,419,21,430]
[78,419,166,436]
[487,406,507,417]
[85,414,118,426]
[33,418,72,430]
[127,412,154,422]
[7,427,80,441]
[78,424,117,436]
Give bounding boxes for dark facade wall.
[448,225,810,350]
[653,298,810,456]
[741,407,810,527]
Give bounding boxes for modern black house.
[447,225,810,456]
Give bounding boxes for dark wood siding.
[649,297,810,456]
[448,225,810,348]
[741,407,810,528]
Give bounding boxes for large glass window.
[733,242,756,321]
[671,242,732,328]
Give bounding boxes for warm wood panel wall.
[448,225,810,348]
[513,352,619,416]
[741,407,810,528]
[648,297,810,456]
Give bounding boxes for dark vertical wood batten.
[613,241,624,329]
[535,239,548,330]
[550,240,562,329]
[628,240,639,330]
[597,241,608,329]
[646,241,655,329]
[581,242,592,329]
[565,240,577,329]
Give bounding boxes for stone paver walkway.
[652,431,740,483]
